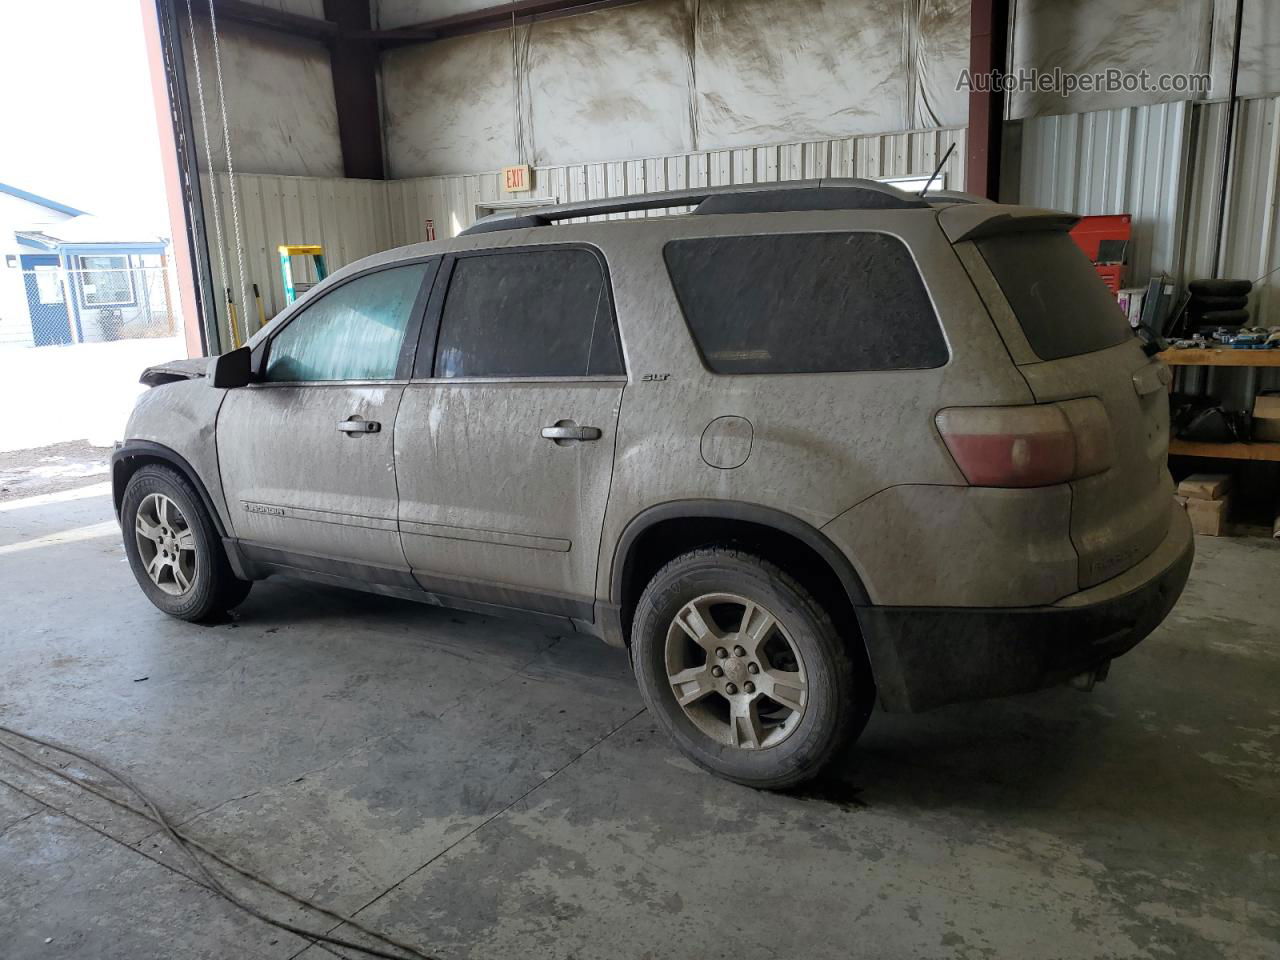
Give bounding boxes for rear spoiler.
[937,204,1079,243]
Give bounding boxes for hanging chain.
[183,0,235,350]
[205,0,251,349]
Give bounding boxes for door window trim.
[412,242,626,382]
[255,256,441,385]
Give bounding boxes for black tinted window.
[977,232,1130,361]
[434,249,623,378]
[663,233,947,375]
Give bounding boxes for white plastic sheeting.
[1010,0,1280,118]
[381,0,970,177]
[184,17,342,178]
[376,0,1280,178]
[190,0,1280,186]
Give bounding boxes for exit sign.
[502,164,532,193]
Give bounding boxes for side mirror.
[209,346,252,388]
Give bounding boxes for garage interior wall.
[1008,0,1280,118]
[187,0,973,344]
[183,9,342,178]
[379,0,971,176]
[182,0,1280,349]
[1021,94,1280,329]
[203,125,966,323]
[1018,102,1194,292]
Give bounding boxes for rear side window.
[663,232,947,375]
[976,232,1130,361]
[433,248,624,378]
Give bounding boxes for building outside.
[0,182,177,349]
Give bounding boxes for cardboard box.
[1186,496,1229,536]
[1253,395,1280,443]
[1177,473,1232,500]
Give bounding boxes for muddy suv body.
[114,179,1192,787]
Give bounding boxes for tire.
[1188,278,1252,297]
[1197,309,1250,326]
[121,464,252,622]
[1188,294,1249,312]
[630,547,872,789]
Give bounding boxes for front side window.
[433,248,623,378]
[663,232,948,374]
[266,261,434,382]
[78,255,134,307]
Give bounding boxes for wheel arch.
[609,500,872,654]
[112,441,230,540]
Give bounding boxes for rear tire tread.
[631,546,871,790]
[1188,278,1252,297]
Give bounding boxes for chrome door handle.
[541,423,601,442]
[338,418,380,434]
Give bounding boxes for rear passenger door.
[394,245,626,621]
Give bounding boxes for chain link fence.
[1,259,183,349]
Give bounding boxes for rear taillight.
[936,398,1113,488]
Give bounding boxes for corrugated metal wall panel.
[1022,95,1280,403]
[202,173,390,345]
[385,126,967,247]
[1183,96,1280,327]
[1019,101,1193,286]
[1183,96,1280,400]
[201,127,965,349]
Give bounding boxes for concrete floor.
[0,482,1277,960]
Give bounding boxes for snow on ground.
[0,440,111,501]
[0,336,187,452]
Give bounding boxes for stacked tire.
[1187,278,1253,330]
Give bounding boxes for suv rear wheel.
[121,465,251,622]
[631,547,871,789]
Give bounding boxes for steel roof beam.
[360,0,646,46]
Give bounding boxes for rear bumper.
[856,509,1194,712]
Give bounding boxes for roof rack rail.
[458,178,930,236]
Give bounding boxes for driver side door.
[216,259,437,581]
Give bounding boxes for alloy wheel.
[134,492,197,596]
[665,592,808,750]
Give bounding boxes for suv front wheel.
[121,464,252,622]
[631,547,871,789]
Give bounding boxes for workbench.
[1159,346,1280,462]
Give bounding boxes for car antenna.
[919,143,956,197]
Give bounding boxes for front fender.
[115,378,230,533]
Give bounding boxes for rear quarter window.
[976,232,1131,361]
[662,232,948,375]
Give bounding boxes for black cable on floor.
[0,724,441,960]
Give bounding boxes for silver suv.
[114,180,1193,788]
